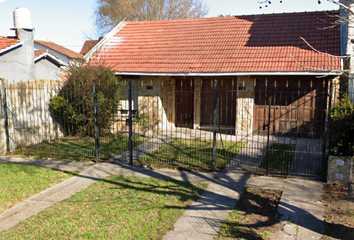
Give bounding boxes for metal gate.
[230,77,329,179]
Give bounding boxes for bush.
[49,62,121,136]
[330,93,354,156]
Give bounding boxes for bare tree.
[258,0,353,12]
[95,0,208,35]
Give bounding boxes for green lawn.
[10,135,147,162]
[257,144,295,176]
[0,164,78,214]
[135,138,246,172]
[0,175,207,240]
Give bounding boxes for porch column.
[236,76,254,137]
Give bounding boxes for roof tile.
[92,11,341,74]
[0,36,20,52]
[35,40,82,59]
[34,49,47,58]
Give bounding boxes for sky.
[0,0,339,53]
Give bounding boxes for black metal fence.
[0,76,345,178]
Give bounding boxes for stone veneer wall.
[114,76,258,137]
[113,77,175,136]
[236,76,254,137]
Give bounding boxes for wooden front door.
[201,79,237,127]
[175,79,194,128]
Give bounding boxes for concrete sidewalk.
[271,178,324,240]
[0,157,325,240]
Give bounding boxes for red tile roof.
[34,40,82,59]
[34,49,47,58]
[80,39,101,55]
[91,11,341,73]
[0,36,20,52]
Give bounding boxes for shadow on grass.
[1,143,334,239]
[256,143,295,177]
[324,222,354,240]
[10,135,147,162]
[136,138,246,172]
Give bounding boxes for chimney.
[11,7,35,80]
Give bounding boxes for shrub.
[330,93,354,156]
[49,62,121,136]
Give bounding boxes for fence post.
[266,94,271,175]
[2,81,10,152]
[93,80,100,163]
[325,80,333,164]
[212,79,218,172]
[128,79,133,166]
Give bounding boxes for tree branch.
[300,36,348,59]
[329,0,354,15]
[289,53,347,77]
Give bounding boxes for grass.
[9,135,147,162]
[135,138,247,172]
[322,184,354,240]
[0,163,78,214]
[256,144,295,176]
[0,175,207,240]
[216,188,282,240]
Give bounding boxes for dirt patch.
[323,184,354,240]
[217,188,282,240]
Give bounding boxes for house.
[0,8,77,82]
[34,40,82,64]
[86,11,341,137]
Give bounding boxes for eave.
[0,42,22,55]
[114,71,342,77]
[34,52,68,68]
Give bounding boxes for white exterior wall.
[34,42,72,64]
[0,29,35,82]
[34,58,62,80]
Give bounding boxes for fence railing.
[0,77,346,177]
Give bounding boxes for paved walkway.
[0,155,325,239]
[271,178,324,240]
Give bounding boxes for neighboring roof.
[34,49,47,58]
[80,39,102,55]
[34,49,68,67]
[89,10,341,75]
[0,36,21,54]
[34,40,82,59]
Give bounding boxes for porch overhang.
[114,71,342,77]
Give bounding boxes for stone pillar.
[160,77,175,130]
[236,76,254,137]
[194,77,201,129]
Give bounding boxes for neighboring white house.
[34,40,82,64]
[0,8,80,82]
